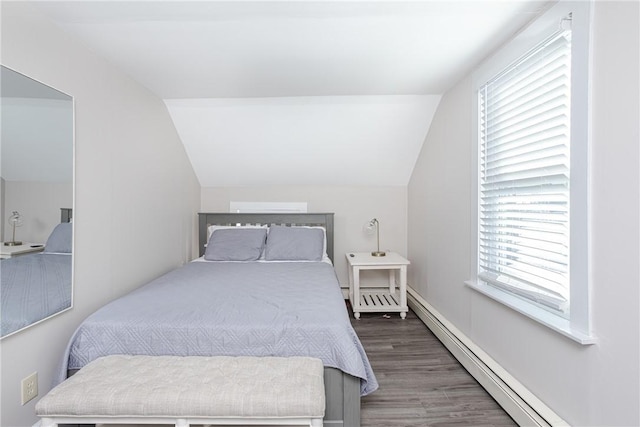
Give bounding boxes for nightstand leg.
[400,265,407,319]
[348,267,354,303]
[353,266,361,320]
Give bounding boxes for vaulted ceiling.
[33,1,549,187]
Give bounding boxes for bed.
[1,208,73,338]
[56,212,377,427]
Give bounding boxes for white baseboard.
[407,287,568,427]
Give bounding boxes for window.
[478,29,572,316]
[468,1,593,344]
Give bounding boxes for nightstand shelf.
[346,252,410,319]
[358,290,401,311]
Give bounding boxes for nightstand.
[0,243,45,259]
[346,252,410,319]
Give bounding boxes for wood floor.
[351,309,517,427]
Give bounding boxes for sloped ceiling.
[32,1,549,187]
[166,95,441,186]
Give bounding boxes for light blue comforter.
[57,261,378,395]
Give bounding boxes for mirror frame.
[0,65,75,339]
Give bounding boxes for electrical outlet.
[21,372,38,405]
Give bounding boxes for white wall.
[1,96,74,183]
[407,2,639,426]
[202,186,407,287]
[0,3,200,426]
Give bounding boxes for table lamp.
[364,218,385,257]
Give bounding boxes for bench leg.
[176,418,189,427]
[311,418,323,427]
[40,418,57,427]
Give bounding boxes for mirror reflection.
[0,65,74,338]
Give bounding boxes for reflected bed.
[1,252,71,336]
[1,212,72,338]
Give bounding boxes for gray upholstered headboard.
[61,208,72,223]
[198,212,335,262]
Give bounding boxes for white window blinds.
[478,29,572,315]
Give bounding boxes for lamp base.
[371,251,386,257]
[4,241,22,246]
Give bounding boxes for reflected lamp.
[5,211,23,246]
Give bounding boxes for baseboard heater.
[407,287,569,427]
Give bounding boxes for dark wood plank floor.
[351,309,517,427]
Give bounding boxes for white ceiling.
[32,1,549,186]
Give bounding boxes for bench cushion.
[36,355,325,419]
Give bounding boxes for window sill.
[465,280,596,345]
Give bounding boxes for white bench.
[36,355,325,427]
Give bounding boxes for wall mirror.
[0,65,74,339]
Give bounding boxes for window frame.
[467,0,595,345]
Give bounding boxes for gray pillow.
[204,228,267,261]
[265,226,324,261]
[44,222,73,253]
